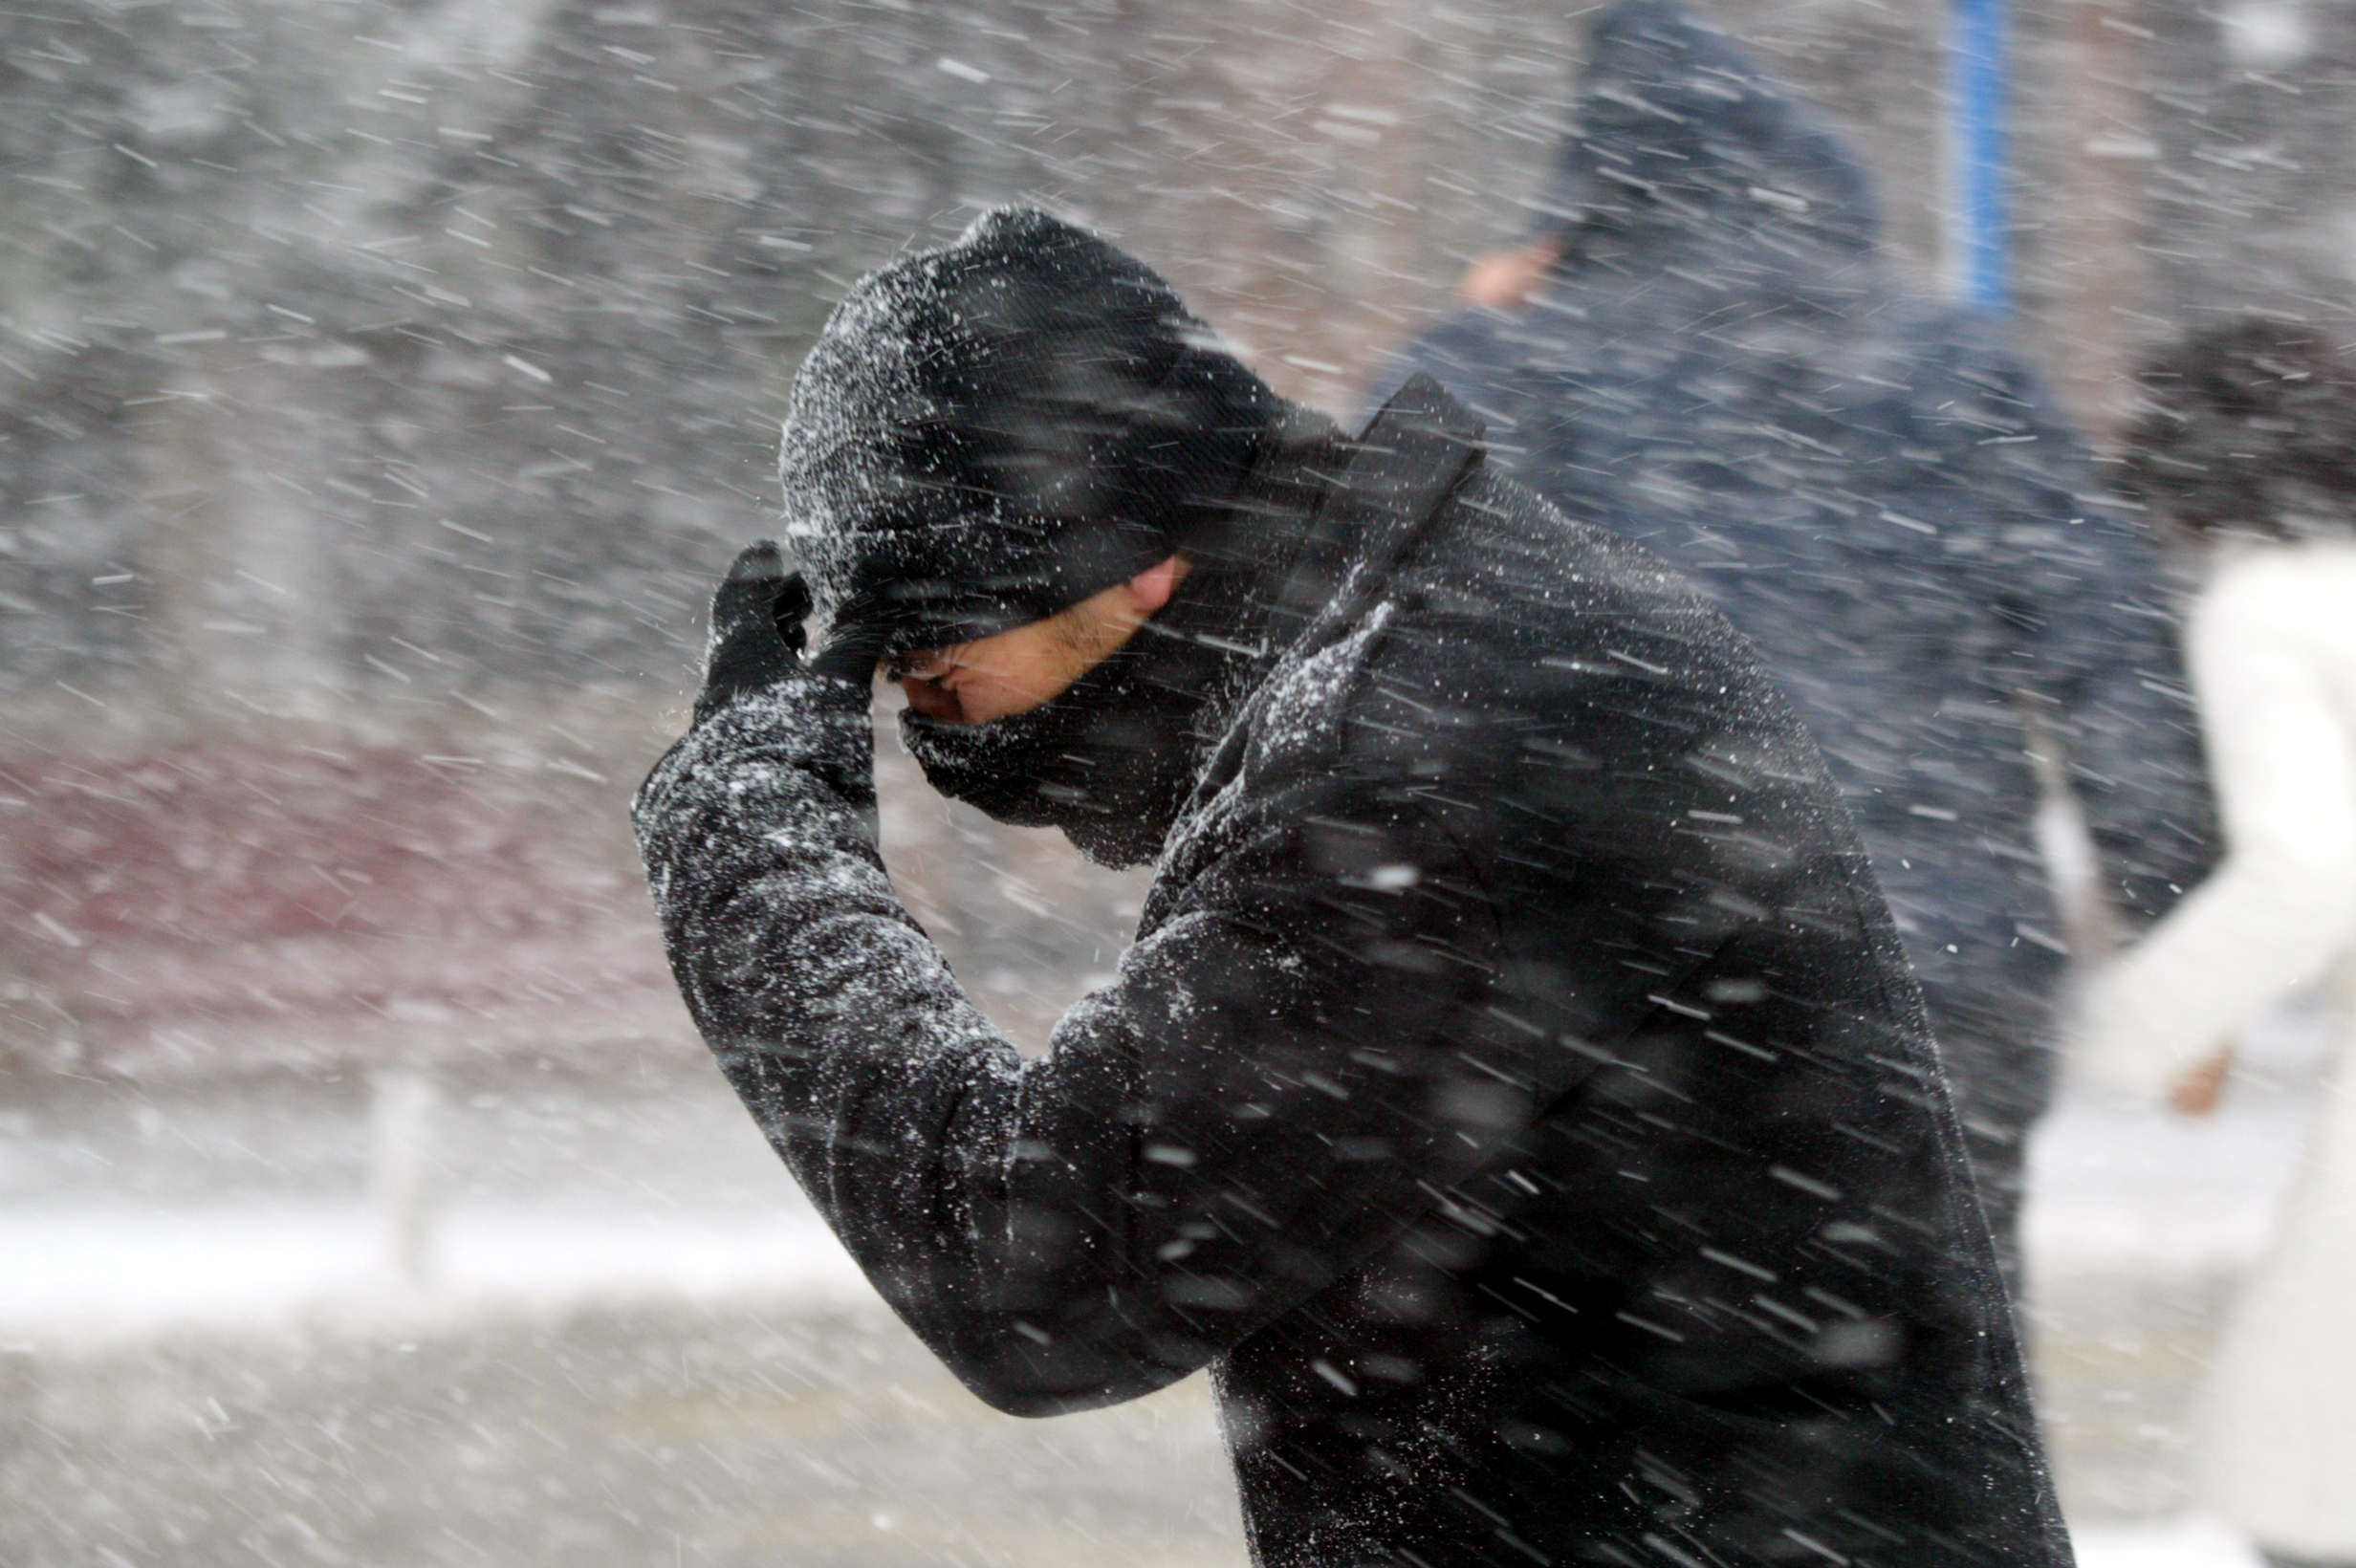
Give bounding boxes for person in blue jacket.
[1381,0,2216,1274]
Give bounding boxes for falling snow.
[4,0,2354,1562]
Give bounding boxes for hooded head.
[776,208,1309,867]
[778,207,1280,663]
[1530,0,1877,256]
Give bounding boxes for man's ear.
[1123,555,1189,617]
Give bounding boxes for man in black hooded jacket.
[634,207,2069,1568]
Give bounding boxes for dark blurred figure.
[2080,319,2356,1568]
[1383,0,2217,1276]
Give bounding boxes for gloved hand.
[637,541,889,1011]
[695,540,884,720]
[644,540,879,841]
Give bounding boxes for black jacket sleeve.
[633,670,1518,1417]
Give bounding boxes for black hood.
[778,207,1282,662]
[1531,0,1878,257]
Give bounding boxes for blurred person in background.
[2078,318,2356,1568]
[633,207,2071,1567]
[1379,0,2217,1285]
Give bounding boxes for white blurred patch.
[0,1204,865,1347]
[2028,997,2328,1275]
[2069,1515,2267,1568]
[2218,0,2312,68]
[124,80,236,143]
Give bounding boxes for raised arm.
[634,557,1520,1415]
[2077,555,2356,1093]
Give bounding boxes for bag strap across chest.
[1265,372,1486,663]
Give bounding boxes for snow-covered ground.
[0,1200,865,1345]
[2025,1004,2323,1281]
[0,1060,866,1347]
[0,998,2333,1565]
[2021,997,2332,1564]
[2,1009,2321,1343]
[2071,1516,2270,1568]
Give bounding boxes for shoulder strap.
[1180,376,1488,810]
[1268,372,1486,654]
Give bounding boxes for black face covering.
[898,629,1215,868]
[896,412,1345,868]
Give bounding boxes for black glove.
[651,541,880,852]
[695,541,882,720]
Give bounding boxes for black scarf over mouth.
[898,627,1215,867]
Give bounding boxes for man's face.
[884,555,1189,725]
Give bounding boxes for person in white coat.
[2080,318,2356,1568]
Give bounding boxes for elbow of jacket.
[956,1378,1094,1421]
[937,1335,1189,1420]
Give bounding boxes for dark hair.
[2120,317,2356,546]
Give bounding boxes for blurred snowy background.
[3,0,2352,1561]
